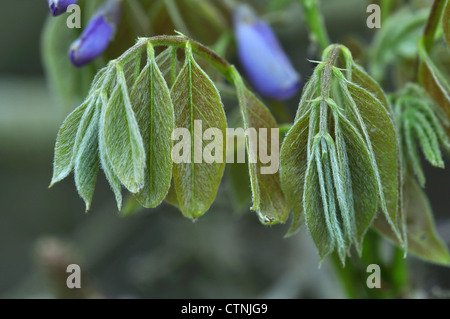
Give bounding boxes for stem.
[422,0,447,52]
[298,0,330,53]
[380,0,394,23]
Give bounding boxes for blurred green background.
[0,0,449,299]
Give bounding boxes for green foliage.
[51,36,287,225]
[131,46,174,208]
[280,45,403,264]
[393,83,450,186]
[47,0,450,273]
[170,42,227,219]
[232,77,289,225]
[419,39,450,122]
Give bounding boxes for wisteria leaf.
[165,179,179,207]
[156,46,181,88]
[304,143,334,261]
[343,80,401,242]
[338,115,378,250]
[444,0,450,48]
[50,101,89,186]
[419,48,450,122]
[170,46,226,219]
[280,108,312,236]
[235,86,289,225]
[98,92,122,210]
[74,103,101,211]
[373,174,450,266]
[104,68,146,193]
[131,49,174,208]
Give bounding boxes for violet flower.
[48,0,79,16]
[69,0,122,67]
[234,5,300,100]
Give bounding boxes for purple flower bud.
[48,0,79,16]
[69,0,122,67]
[234,5,300,100]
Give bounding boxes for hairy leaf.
[103,66,146,193]
[340,78,401,243]
[165,179,179,207]
[156,47,182,89]
[170,45,226,219]
[281,44,402,263]
[235,85,289,224]
[50,101,89,186]
[98,92,123,210]
[131,46,174,208]
[419,40,450,121]
[280,108,312,236]
[338,114,378,252]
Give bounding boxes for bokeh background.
[0,0,449,298]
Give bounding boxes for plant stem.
[423,0,447,52]
[298,0,330,53]
[380,0,394,23]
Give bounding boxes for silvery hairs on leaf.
[393,83,450,187]
[131,44,174,208]
[51,41,177,212]
[280,44,403,264]
[231,68,290,225]
[170,42,227,219]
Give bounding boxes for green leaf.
[303,141,334,262]
[74,101,101,211]
[170,43,227,219]
[281,45,402,262]
[98,92,123,210]
[336,113,378,253]
[419,41,450,122]
[50,101,89,186]
[373,174,450,266]
[340,78,402,244]
[394,83,450,187]
[156,46,182,89]
[351,64,390,114]
[103,65,146,193]
[235,85,290,225]
[280,108,312,236]
[131,45,174,208]
[165,179,179,207]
